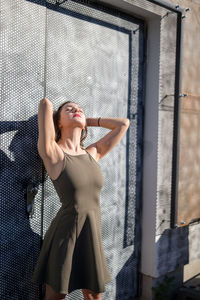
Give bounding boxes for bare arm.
[86,117,130,161]
[86,117,129,129]
[37,98,56,157]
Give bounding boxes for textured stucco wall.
[154,0,200,278]
[169,0,200,225]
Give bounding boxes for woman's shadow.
[0,114,47,299]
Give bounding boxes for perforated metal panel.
[0,0,145,299]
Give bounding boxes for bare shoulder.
[38,142,65,180]
[85,143,101,162]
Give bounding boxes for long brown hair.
[53,101,88,148]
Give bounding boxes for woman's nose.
[74,107,82,113]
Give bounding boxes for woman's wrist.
[97,117,101,127]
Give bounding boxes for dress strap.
[61,149,67,171]
[61,148,66,155]
[84,149,89,156]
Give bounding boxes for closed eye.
[66,108,84,114]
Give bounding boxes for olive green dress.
[31,149,111,294]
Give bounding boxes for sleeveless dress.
[31,149,111,295]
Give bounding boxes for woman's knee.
[45,283,66,300]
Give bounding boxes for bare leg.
[82,288,101,300]
[45,283,66,300]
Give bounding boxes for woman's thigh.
[45,283,66,300]
[82,288,101,300]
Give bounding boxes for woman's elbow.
[122,118,130,127]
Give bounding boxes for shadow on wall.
[0,115,47,299]
[153,226,189,299]
[116,252,139,299]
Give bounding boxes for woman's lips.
[73,114,81,118]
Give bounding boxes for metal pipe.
[170,11,184,228]
[146,0,184,13]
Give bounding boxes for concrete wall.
[168,0,200,225]
[140,0,200,299]
[154,0,200,276]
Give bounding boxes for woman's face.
[58,102,86,130]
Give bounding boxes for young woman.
[31,98,130,300]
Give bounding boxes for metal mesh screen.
[0,0,144,299]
